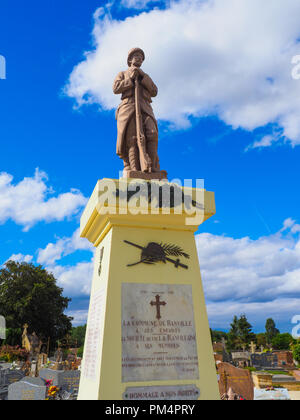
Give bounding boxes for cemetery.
[0,324,81,400]
[1,312,300,400]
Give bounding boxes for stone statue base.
[123,170,168,181]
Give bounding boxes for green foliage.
[291,342,300,363]
[77,346,84,358]
[227,316,239,351]
[0,345,28,362]
[227,314,255,351]
[244,367,257,372]
[0,261,73,347]
[71,325,86,348]
[271,333,295,350]
[2,328,22,346]
[262,370,292,376]
[256,333,267,348]
[265,318,280,345]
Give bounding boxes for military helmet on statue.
[127,48,145,66]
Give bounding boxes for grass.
[262,370,292,376]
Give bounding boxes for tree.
[210,329,227,344]
[227,315,255,351]
[271,333,294,350]
[237,315,256,347]
[265,318,280,345]
[71,325,86,348]
[2,328,22,346]
[0,261,73,347]
[227,316,239,351]
[256,333,267,348]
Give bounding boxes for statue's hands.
[137,68,145,78]
[129,67,139,80]
[129,67,144,80]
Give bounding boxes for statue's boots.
[146,133,160,172]
[123,156,130,172]
[128,137,140,171]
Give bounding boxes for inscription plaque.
[122,283,199,382]
[123,385,200,400]
[82,287,106,381]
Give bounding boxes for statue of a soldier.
[113,48,167,180]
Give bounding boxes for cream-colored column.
[77,179,220,401]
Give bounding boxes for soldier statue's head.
[127,48,145,68]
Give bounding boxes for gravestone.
[5,370,26,385]
[39,368,80,393]
[61,370,80,393]
[0,363,12,370]
[0,368,10,400]
[20,376,45,386]
[272,374,296,383]
[218,362,254,400]
[251,352,278,369]
[39,368,64,386]
[8,379,46,400]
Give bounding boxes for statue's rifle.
[134,72,152,172]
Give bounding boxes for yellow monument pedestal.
[77,178,220,401]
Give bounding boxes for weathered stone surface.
[0,370,25,386]
[272,374,295,382]
[218,362,254,400]
[81,287,106,381]
[20,376,45,386]
[251,352,278,368]
[8,380,46,400]
[60,370,80,393]
[252,372,273,389]
[39,368,80,393]
[39,368,64,386]
[293,370,300,380]
[122,283,199,382]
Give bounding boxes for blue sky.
[1,0,300,333]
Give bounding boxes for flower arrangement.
[45,381,60,400]
[0,345,28,362]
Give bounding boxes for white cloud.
[37,228,93,266]
[36,229,94,297]
[66,309,89,326]
[120,0,161,9]
[245,135,275,151]
[65,0,300,147]
[6,254,33,264]
[0,169,87,231]
[44,216,300,329]
[196,218,300,329]
[206,298,300,331]
[49,261,94,297]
